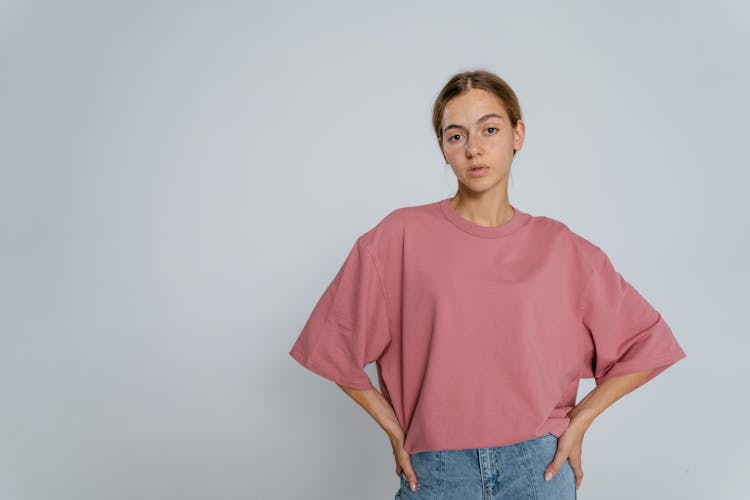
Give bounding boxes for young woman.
[289,69,687,499]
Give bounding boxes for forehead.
[442,88,508,124]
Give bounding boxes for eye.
[486,127,498,134]
[447,134,463,143]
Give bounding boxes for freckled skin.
[438,88,526,227]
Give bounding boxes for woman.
[289,69,687,499]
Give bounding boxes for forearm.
[337,383,404,444]
[567,369,653,430]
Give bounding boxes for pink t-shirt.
[289,198,687,454]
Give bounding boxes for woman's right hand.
[335,385,419,491]
[390,434,418,492]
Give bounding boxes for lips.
[467,165,490,177]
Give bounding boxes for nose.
[465,134,482,157]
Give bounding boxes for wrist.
[567,407,597,430]
[385,423,405,445]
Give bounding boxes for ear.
[513,119,526,151]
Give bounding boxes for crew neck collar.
[438,197,530,238]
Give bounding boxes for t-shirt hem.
[289,347,374,390]
[594,349,687,386]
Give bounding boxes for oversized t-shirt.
[288,198,687,454]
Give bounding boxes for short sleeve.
[288,237,392,390]
[579,250,687,390]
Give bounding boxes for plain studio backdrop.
[1,1,748,499]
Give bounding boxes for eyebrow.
[443,113,504,134]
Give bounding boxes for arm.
[337,384,420,492]
[337,384,403,443]
[545,368,653,489]
[566,367,653,430]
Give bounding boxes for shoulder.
[385,199,442,225]
[356,199,440,247]
[526,211,607,265]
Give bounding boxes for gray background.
[1,1,747,499]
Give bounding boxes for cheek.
[493,136,517,157]
[443,146,461,161]
[491,132,514,147]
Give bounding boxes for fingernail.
[410,482,416,491]
[544,471,553,481]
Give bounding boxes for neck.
[450,191,514,228]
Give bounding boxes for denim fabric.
[395,433,576,499]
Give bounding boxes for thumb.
[544,451,566,482]
[400,459,419,492]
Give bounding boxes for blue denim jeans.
[395,433,576,499]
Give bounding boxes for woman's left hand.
[543,418,587,490]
